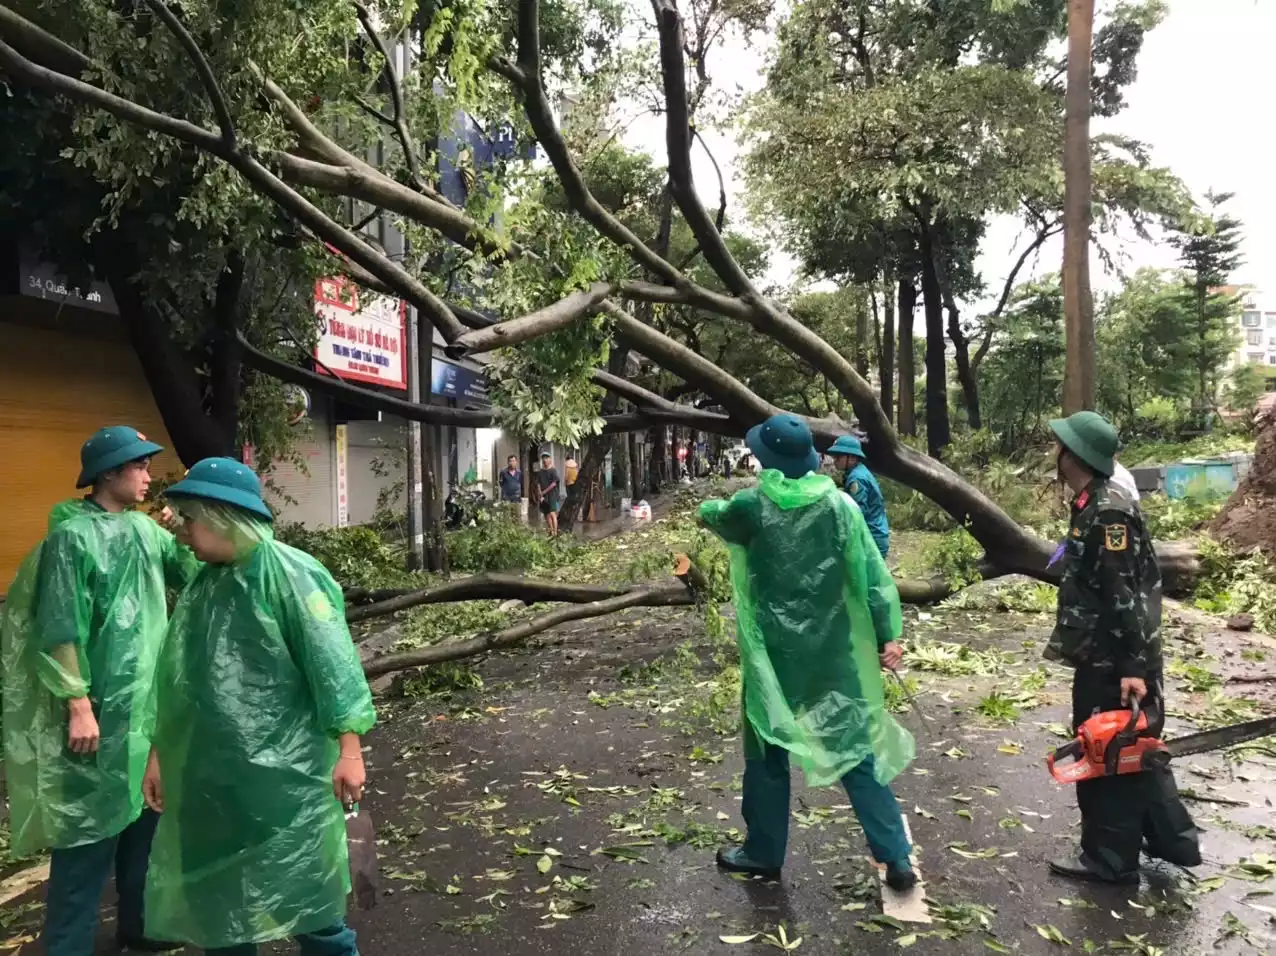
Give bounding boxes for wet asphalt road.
[3,589,1273,955]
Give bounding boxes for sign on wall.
[314,277,407,390]
[335,423,349,528]
[18,248,118,315]
[431,357,490,406]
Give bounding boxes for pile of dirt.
[1211,394,1276,555]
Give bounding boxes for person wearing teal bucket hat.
[1044,412,1199,885]
[828,434,890,558]
[697,415,917,891]
[1,426,200,955]
[143,458,375,955]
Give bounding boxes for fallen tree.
[0,0,1199,674]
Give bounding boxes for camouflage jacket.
[1045,478,1162,677]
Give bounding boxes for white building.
[1230,287,1276,371]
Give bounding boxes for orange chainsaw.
[1047,698,1276,785]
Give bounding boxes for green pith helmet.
[1049,411,1118,477]
[166,457,273,521]
[76,426,165,489]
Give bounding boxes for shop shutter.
[0,322,178,591]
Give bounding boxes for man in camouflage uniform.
[1045,411,1200,884]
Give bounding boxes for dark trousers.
[740,719,911,869]
[206,922,358,956]
[1071,669,1201,878]
[43,809,158,956]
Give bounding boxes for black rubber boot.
[1048,852,1139,886]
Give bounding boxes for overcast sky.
[625,0,1274,313]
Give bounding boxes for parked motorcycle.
[445,484,488,529]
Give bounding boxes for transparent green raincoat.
[145,501,376,949]
[699,470,914,786]
[0,501,199,857]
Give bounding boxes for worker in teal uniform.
[1,426,199,955]
[829,434,890,558]
[699,414,917,890]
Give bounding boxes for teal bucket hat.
[827,434,866,458]
[746,413,821,480]
[1049,411,1118,477]
[76,426,165,488]
[166,457,273,521]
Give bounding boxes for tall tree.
[897,277,918,435]
[1062,0,1096,413]
[1170,192,1245,425]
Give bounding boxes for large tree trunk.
[855,290,870,379]
[917,230,951,456]
[934,251,981,429]
[880,274,896,423]
[897,277,917,436]
[103,253,237,466]
[1062,0,1096,415]
[558,435,609,532]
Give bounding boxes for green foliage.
[980,276,1065,448]
[1121,433,1254,467]
[1226,365,1268,416]
[446,506,571,573]
[993,581,1058,614]
[275,524,409,589]
[1140,491,1226,540]
[1192,538,1276,634]
[921,529,985,589]
[401,663,485,699]
[399,600,514,650]
[883,673,920,715]
[975,691,1022,724]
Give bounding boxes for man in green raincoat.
[699,414,918,890]
[0,426,199,955]
[141,458,376,954]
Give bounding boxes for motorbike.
[444,484,488,529]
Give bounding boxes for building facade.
[1234,289,1276,371]
[0,245,182,589]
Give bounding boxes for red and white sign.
[314,276,407,390]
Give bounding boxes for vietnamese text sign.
[19,249,118,315]
[314,277,407,390]
[431,357,490,406]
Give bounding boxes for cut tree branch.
[362,585,684,677]
[347,573,692,624]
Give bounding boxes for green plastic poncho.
[699,470,914,787]
[145,500,377,949]
[0,500,200,858]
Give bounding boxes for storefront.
[0,251,179,589]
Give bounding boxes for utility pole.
[405,306,425,570]
[1062,0,1096,414]
[418,317,445,570]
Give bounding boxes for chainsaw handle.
[1123,697,1140,735]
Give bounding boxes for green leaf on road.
[1034,924,1070,945]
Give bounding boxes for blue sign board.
[431,358,490,406]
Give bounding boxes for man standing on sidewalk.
[498,454,523,505]
[1046,411,1200,884]
[698,414,917,889]
[1,426,198,954]
[535,452,561,537]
